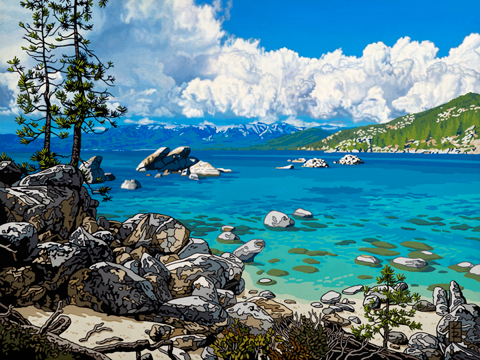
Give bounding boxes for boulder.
[276,165,293,169]
[404,348,426,360]
[342,285,364,295]
[226,301,274,335]
[189,174,199,181]
[365,285,394,303]
[449,280,466,311]
[408,332,439,350]
[337,154,364,165]
[217,168,232,173]
[292,208,313,218]
[104,173,115,181]
[291,158,306,163]
[233,239,265,262]
[0,161,22,186]
[177,238,211,259]
[231,278,246,296]
[348,316,361,324]
[138,252,170,280]
[302,158,329,168]
[217,289,236,308]
[323,313,351,326]
[433,286,449,316]
[15,164,83,189]
[136,147,171,171]
[335,303,355,312]
[0,222,39,267]
[356,255,380,264]
[395,282,409,291]
[155,173,162,178]
[469,265,480,276]
[68,262,160,315]
[146,324,174,342]
[389,331,408,345]
[117,213,148,241]
[456,262,474,269]
[393,257,428,268]
[421,349,443,360]
[189,161,220,177]
[201,346,217,360]
[264,211,295,228]
[82,216,98,234]
[158,296,229,334]
[69,226,114,264]
[221,252,245,272]
[363,295,380,309]
[123,259,141,275]
[170,334,207,351]
[247,297,293,324]
[96,216,110,231]
[121,179,141,190]
[217,232,240,241]
[192,276,219,304]
[79,156,105,183]
[221,226,235,232]
[258,290,275,299]
[124,213,190,255]
[311,302,323,308]
[167,146,191,159]
[444,343,480,360]
[414,300,435,312]
[92,230,115,244]
[181,169,189,176]
[321,291,342,304]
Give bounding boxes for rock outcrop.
[189,161,221,177]
[302,158,329,168]
[0,161,22,186]
[336,154,364,165]
[233,239,265,262]
[121,179,141,190]
[79,156,108,184]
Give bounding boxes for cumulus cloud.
[1,0,479,126]
[124,117,158,125]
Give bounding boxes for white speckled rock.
[392,257,427,268]
[264,211,295,228]
[321,291,341,304]
[217,232,240,241]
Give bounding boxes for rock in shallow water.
[121,179,141,190]
[356,255,380,264]
[293,208,313,218]
[342,284,364,295]
[217,232,240,241]
[233,239,265,262]
[392,257,428,268]
[264,210,295,228]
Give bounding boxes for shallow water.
[10,150,480,301]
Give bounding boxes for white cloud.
[284,116,321,128]
[124,117,157,125]
[1,0,479,126]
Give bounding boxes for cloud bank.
[1,0,479,125]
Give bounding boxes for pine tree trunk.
[383,299,390,349]
[70,0,82,167]
[41,5,51,153]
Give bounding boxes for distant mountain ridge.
[0,122,307,151]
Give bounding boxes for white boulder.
[264,210,295,228]
[121,179,141,190]
[293,208,313,218]
[337,154,364,165]
[356,255,380,264]
[393,257,428,268]
[321,290,341,304]
[469,264,480,275]
[302,158,329,168]
[190,161,221,177]
[276,165,294,169]
[217,232,240,241]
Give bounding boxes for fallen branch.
[96,337,124,345]
[38,300,63,334]
[49,315,72,336]
[93,339,173,353]
[0,302,31,325]
[79,322,113,342]
[0,305,13,318]
[0,243,17,261]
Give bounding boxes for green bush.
[0,321,79,360]
[288,314,329,359]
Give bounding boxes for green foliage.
[267,338,311,360]
[288,314,328,359]
[30,148,61,170]
[0,320,79,360]
[211,319,275,360]
[351,264,422,348]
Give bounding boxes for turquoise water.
[11,151,480,301]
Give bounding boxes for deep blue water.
[10,151,480,302]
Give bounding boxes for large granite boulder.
[68,262,161,315]
[264,211,295,228]
[337,154,364,165]
[0,161,22,186]
[136,146,199,173]
[247,297,293,325]
[0,266,43,307]
[79,156,105,184]
[158,296,230,335]
[189,161,220,177]
[0,222,39,267]
[1,166,98,239]
[233,239,265,262]
[69,226,114,264]
[192,276,219,304]
[226,302,274,335]
[302,158,329,168]
[433,286,449,316]
[177,238,211,259]
[321,290,342,304]
[136,147,171,171]
[123,213,190,255]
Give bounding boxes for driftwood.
[324,323,420,360]
[38,300,63,334]
[0,301,31,325]
[49,315,72,336]
[79,322,113,342]
[95,336,124,345]
[0,243,17,261]
[93,339,175,360]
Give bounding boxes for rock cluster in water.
[334,154,364,165]
[302,158,329,168]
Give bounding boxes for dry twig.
[96,337,124,345]
[79,322,113,342]
[49,315,72,336]
[38,300,63,334]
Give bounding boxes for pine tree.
[351,264,422,349]
[51,0,127,167]
[7,0,68,169]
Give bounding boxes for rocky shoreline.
[1,163,479,360]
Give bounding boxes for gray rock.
[104,173,116,181]
[170,334,207,351]
[189,161,220,177]
[356,255,380,264]
[363,295,380,309]
[336,303,355,312]
[69,226,114,264]
[414,300,435,312]
[16,164,83,189]
[322,308,335,315]
[139,253,170,279]
[96,216,110,231]
[217,289,236,307]
[292,208,312,218]
[201,346,218,360]
[181,169,189,176]
[421,348,443,360]
[177,238,211,259]
[337,154,364,165]
[311,302,323,308]
[258,290,276,299]
[226,301,275,335]
[388,331,408,345]
[457,262,474,269]
[392,257,428,268]
[348,316,361,324]
[69,262,160,315]
[276,165,294,169]
[136,147,171,171]
[408,332,439,350]
[189,174,199,180]
[404,348,426,360]
[302,158,329,168]
[217,232,240,241]
[233,239,265,262]
[342,285,364,295]
[258,278,274,284]
[159,346,191,360]
[92,230,115,244]
[437,303,480,356]
[117,213,148,241]
[79,156,105,183]
[232,278,246,295]
[329,305,343,312]
[395,282,409,291]
[0,161,22,186]
[121,179,141,190]
[341,298,350,304]
[449,280,466,312]
[433,286,449,316]
[155,173,162,178]
[365,285,394,303]
[221,252,245,272]
[264,211,295,228]
[321,290,341,304]
[140,354,153,360]
[192,276,219,304]
[469,264,480,276]
[0,222,38,266]
[146,323,174,341]
[444,343,480,360]
[122,259,141,275]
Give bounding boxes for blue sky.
[0,0,479,134]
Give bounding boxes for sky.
[0,0,479,134]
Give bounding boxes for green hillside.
[303,93,480,154]
[247,127,332,150]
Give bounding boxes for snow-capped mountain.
[1,122,305,151]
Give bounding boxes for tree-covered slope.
[303,93,480,154]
